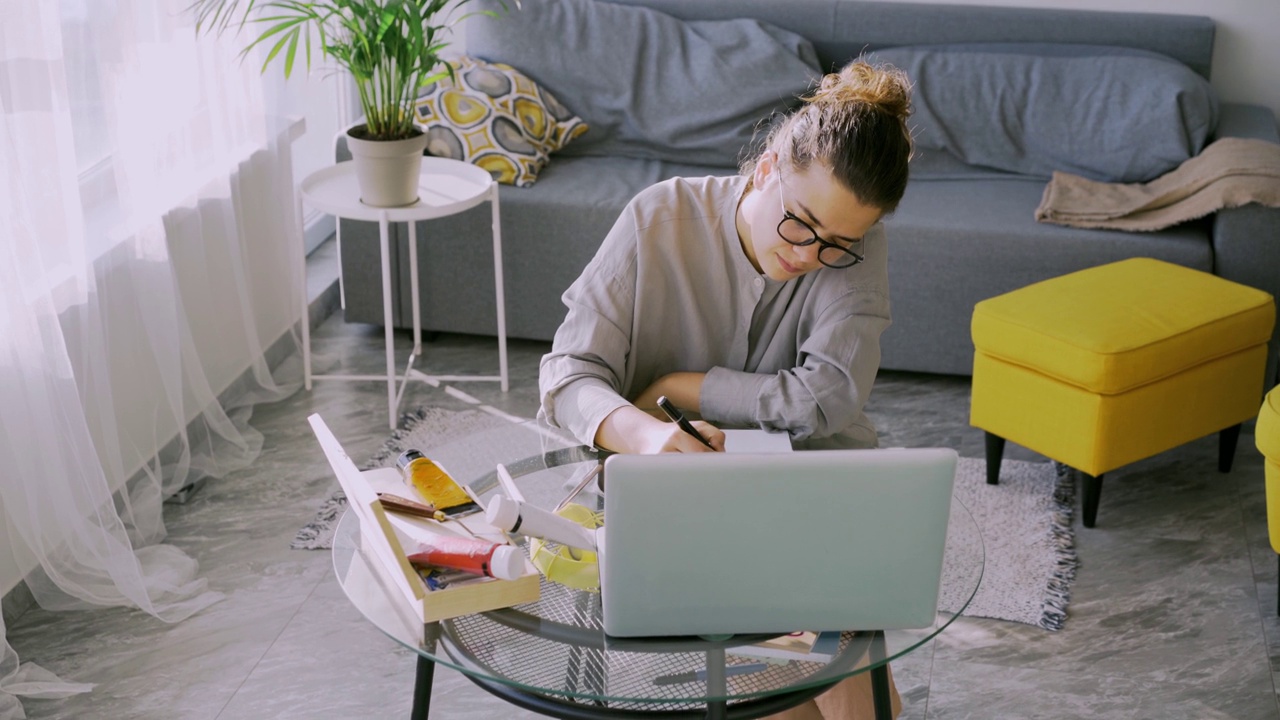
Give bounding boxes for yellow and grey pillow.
[414,56,589,187]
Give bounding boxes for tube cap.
[485,494,520,532]
[488,545,525,581]
[395,449,426,473]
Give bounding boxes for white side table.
[299,158,508,428]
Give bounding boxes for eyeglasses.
[776,174,864,270]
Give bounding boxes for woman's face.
[738,152,883,282]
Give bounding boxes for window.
[60,0,114,173]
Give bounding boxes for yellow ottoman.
[1258,386,1280,615]
[971,257,1275,528]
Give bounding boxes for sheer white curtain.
[0,0,303,715]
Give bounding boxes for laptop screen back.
[598,448,957,637]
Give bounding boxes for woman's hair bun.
[743,58,914,212]
[809,60,912,120]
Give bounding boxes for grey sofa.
[335,0,1280,386]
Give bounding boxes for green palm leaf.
[190,0,516,140]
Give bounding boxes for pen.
[655,395,715,449]
[653,662,770,686]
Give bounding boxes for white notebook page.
[722,429,793,453]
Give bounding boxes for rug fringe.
[362,407,435,470]
[1039,461,1081,631]
[290,490,348,549]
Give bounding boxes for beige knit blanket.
[1035,137,1280,231]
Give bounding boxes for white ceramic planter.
[345,124,430,207]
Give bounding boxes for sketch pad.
[597,448,957,637]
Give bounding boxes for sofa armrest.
[1214,102,1280,143]
[1212,102,1280,388]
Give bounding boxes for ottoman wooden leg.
[984,432,1006,485]
[1082,473,1104,528]
[1219,423,1242,473]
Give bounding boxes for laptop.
[596,448,957,637]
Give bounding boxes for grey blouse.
[538,174,891,449]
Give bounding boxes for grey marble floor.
[5,282,1279,719]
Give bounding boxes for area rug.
[296,407,1078,631]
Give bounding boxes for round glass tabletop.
[332,418,984,712]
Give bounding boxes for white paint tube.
[485,494,598,552]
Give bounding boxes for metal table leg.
[489,185,509,392]
[298,190,312,391]
[411,655,435,720]
[408,216,422,360]
[378,211,396,429]
[411,623,442,720]
[869,631,892,720]
[703,647,727,720]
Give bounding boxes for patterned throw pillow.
[414,56,589,187]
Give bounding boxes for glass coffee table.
[332,419,984,720]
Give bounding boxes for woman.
[538,59,913,719]
[539,60,913,457]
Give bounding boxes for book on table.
[730,630,842,663]
[309,414,541,635]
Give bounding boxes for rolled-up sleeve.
[700,286,891,441]
[538,217,640,447]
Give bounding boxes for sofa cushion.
[414,56,589,187]
[971,258,1276,394]
[869,43,1219,183]
[466,0,820,167]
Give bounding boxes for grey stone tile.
[207,539,545,720]
[210,569,536,720]
[8,556,328,720]
[890,639,933,720]
[933,527,1266,688]
[1065,439,1249,541]
[926,659,1278,720]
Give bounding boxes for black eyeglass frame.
[776,175,866,270]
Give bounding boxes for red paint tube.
[406,535,524,581]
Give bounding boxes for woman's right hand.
[595,406,725,454]
[644,419,725,454]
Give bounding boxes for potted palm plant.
[190,0,508,207]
